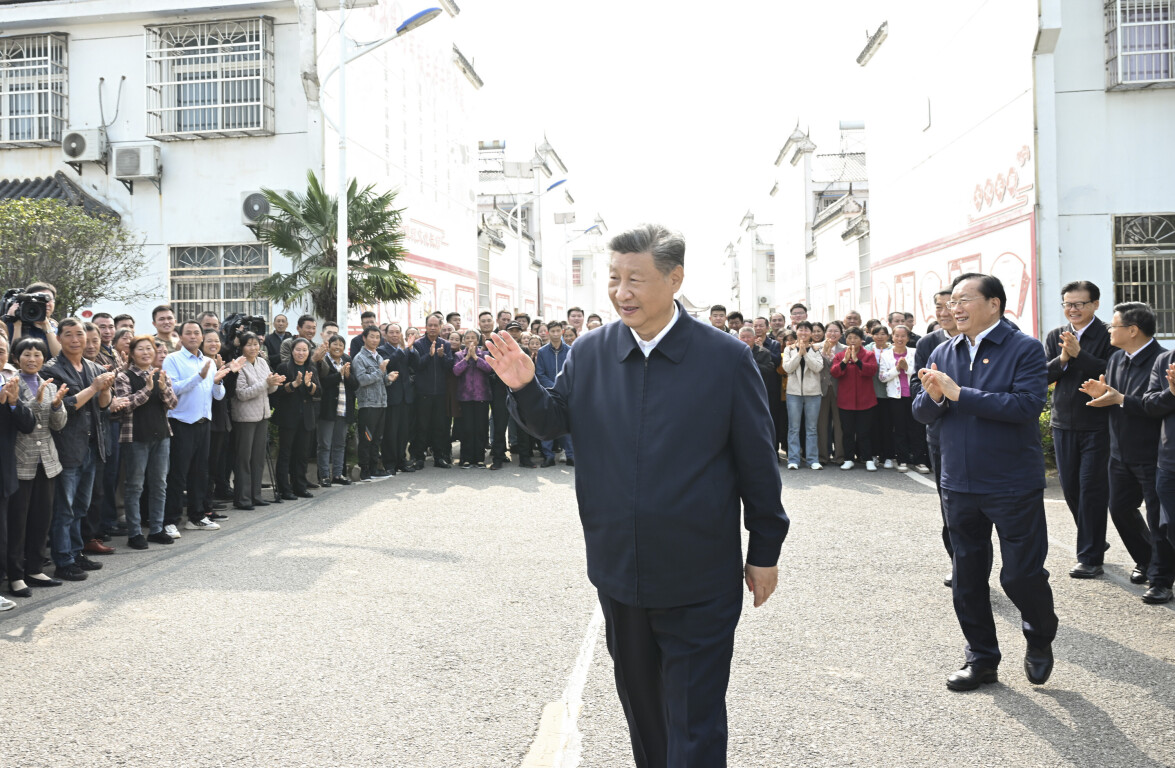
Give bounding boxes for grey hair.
[608,223,685,275]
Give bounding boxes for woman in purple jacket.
[453,329,493,468]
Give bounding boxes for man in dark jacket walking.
[914,273,1057,692]
[487,224,789,767]
[1044,281,1114,578]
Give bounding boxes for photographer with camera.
[3,282,62,358]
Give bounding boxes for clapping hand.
[379,358,390,372]
[266,372,284,387]
[51,381,69,408]
[429,340,438,357]
[0,376,19,405]
[484,332,535,390]
[1059,331,1081,363]
[200,358,213,378]
[94,371,116,391]
[341,362,351,378]
[312,344,329,362]
[1167,363,1175,396]
[918,363,960,402]
[897,356,908,372]
[1081,374,1123,407]
[387,370,399,383]
[110,396,129,413]
[36,377,53,404]
[302,370,313,387]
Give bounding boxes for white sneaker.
[883,459,895,469]
[897,463,909,473]
[840,461,855,470]
[810,462,823,471]
[866,460,878,472]
[0,595,15,612]
[787,463,799,470]
[913,464,931,474]
[184,517,220,531]
[164,524,182,539]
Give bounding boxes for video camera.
[1,288,52,324]
[220,313,267,354]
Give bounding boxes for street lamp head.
[397,7,443,35]
[546,179,567,192]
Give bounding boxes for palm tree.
[249,170,419,322]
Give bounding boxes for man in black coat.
[1044,281,1114,578]
[264,313,292,368]
[378,323,417,475]
[411,314,454,468]
[0,369,36,609]
[1083,302,1174,604]
[487,224,789,767]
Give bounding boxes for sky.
[448,0,883,302]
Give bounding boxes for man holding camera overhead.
[3,282,61,357]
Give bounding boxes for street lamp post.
[321,5,442,333]
[507,177,565,315]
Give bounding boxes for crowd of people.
[0,284,604,611]
[1,275,1170,619]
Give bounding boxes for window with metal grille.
[1114,214,1175,335]
[765,251,776,282]
[170,244,271,321]
[572,257,583,286]
[0,34,67,146]
[145,18,274,139]
[1105,0,1175,89]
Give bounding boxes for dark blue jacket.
[1045,319,1112,431]
[412,335,453,397]
[913,328,952,447]
[509,302,790,608]
[378,343,417,405]
[1141,349,1175,473]
[534,342,570,389]
[1105,341,1165,465]
[912,320,1047,494]
[1,394,36,499]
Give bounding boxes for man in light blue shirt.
[163,320,230,535]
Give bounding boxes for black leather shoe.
[294,490,314,499]
[280,492,298,501]
[1068,563,1103,579]
[332,476,351,486]
[26,575,62,588]
[414,460,425,470]
[398,464,416,474]
[127,534,149,550]
[54,564,88,581]
[233,502,255,511]
[1142,585,1173,604]
[541,457,557,468]
[435,460,453,469]
[1130,567,1148,585]
[8,582,31,598]
[306,481,320,489]
[1024,645,1054,685]
[74,554,103,571]
[147,531,174,545]
[519,458,535,468]
[564,458,574,467]
[946,663,998,691]
[253,499,270,507]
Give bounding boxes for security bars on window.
[1114,214,1175,335]
[170,244,271,321]
[145,17,275,139]
[1105,0,1175,89]
[0,33,68,146]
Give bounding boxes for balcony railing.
[1106,0,1175,89]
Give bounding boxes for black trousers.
[890,397,927,465]
[490,388,509,463]
[511,414,536,464]
[414,393,451,462]
[165,419,210,525]
[277,423,314,494]
[1109,458,1174,587]
[839,406,874,462]
[871,397,893,461]
[8,466,54,580]
[1053,427,1111,565]
[942,487,1057,667]
[928,443,954,560]
[598,588,743,768]
[770,397,786,452]
[357,407,384,474]
[208,429,232,499]
[459,401,489,463]
[381,403,408,471]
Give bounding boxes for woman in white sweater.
[781,321,825,470]
[877,325,930,473]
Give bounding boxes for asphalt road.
[2,460,1173,768]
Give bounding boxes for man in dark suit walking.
[486,224,789,767]
[1044,281,1114,578]
[914,273,1057,692]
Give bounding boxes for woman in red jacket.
[830,326,879,471]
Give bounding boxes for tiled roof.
[0,171,119,221]
[813,152,867,183]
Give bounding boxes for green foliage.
[249,170,419,322]
[1040,384,1056,471]
[0,198,156,318]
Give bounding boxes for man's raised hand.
[484,332,535,390]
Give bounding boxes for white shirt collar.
[964,319,1002,362]
[1125,338,1155,360]
[631,304,682,358]
[1071,320,1092,341]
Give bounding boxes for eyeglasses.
[1107,324,1135,330]
[945,297,984,310]
[1061,301,1092,310]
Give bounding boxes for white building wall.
[861,0,1039,335]
[1036,0,1175,334]
[0,0,321,321]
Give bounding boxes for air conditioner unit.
[113,144,161,181]
[61,129,107,164]
[758,296,770,305]
[241,190,290,227]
